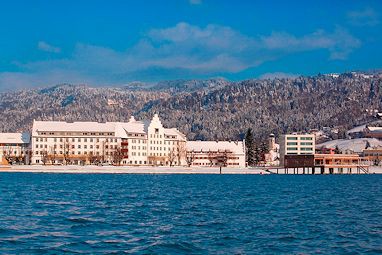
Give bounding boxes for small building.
[364,126,382,139]
[316,138,382,155]
[314,154,370,174]
[363,148,382,166]
[0,132,31,165]
[280,133,315,166]
[263,134,280,166]
[281,154,370,174]
[186,141,246,168]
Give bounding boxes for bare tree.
[207,151,215,167]
[168,148,177,167]
[2,148,12,165]
[112,147,124,166]
[41,150,48,165]
[186,150,195,167]
[48,145,57,165]
[63,141,71,165]
[176,141,187,166]
[216,150,232,168]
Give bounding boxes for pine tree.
[365,140,371,149]
[245,128,255,166]
[259,141,269,161]
[254,145,261,165]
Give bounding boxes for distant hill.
[1,72,381,142]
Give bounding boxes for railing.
[358,166,369,174]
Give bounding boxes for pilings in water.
[271,165,368,174]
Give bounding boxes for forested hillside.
[1,73,381,141]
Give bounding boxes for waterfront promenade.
[1,165,381,174]
[0,165,266,174]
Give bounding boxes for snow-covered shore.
[0,165,267,174]
[1,165,381,174]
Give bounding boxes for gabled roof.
[0,133,30,144]
[33,121,116,133]
[317,138,382,153]
[187,141,245,154]
[366,126,382,133]
[164,128,186,140]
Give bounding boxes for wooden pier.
[267,154,370,174]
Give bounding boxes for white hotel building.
[31,114,186,166]
[186,141,246,168]
[0,113,247,168]
[279,133,315,166]
[0,133,31,165]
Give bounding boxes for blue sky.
[0,0,381,90]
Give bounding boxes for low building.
[314,154,370,174]
[0,132,31,165]
[280,133,315,166]
[364,126,382,139]
[281,154,370,174]
[263,134,280,166]
[186,141,246,168]
[363,148,382,166]
[316,138,382,155]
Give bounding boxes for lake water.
[0,173,381,254]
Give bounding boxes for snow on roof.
[33,121,116,133]
[32,120,149,136]
[164,128,186,140]
[347,124,366,134]
[0,133,30,144]
[317,138,382,153]
[187,141,245,154]
[31,117,186,139]
[367,126,382,132]
[118,121,146,135]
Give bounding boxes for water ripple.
[0,173,381,254]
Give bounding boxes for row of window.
[193,156,240,160]
[35,137,118,143]
[128,133,145,137]
[149,140,179,145]
[150,146,176,151]
[35,151,117,156]
[286,136,313,141]
[131,146,147,150]
[122,160,147,165]
[36,144,118,149]
[1,151,25,155]
[0,144,28,147]
[286,142,313,145]
[131,152,147,156]
[286,147,314,151]
[192,162,240,166]
[131,139,146,144]
[39,132,115,136]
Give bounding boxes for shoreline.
[0,165,381,174]
[0,165,265,174]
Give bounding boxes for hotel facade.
[31,114,187,166]
[1,114,246,167]
[0,133,31,164]
[280,133,315,166]
[186,141,246,168]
